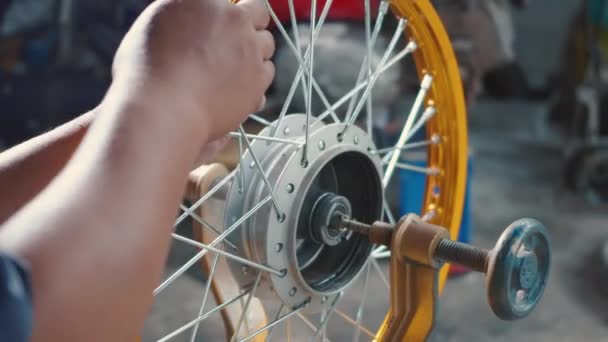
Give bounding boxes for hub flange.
[223,114,383,313]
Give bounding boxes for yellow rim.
[188,1,467,340]
[391,0,468,291]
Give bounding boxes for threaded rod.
[435,240,490,273]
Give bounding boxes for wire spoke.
[239,126,283,217]
[384,201,396,225]
[345,0,391,118]
[266,0,340,130]
[176,170,236,226]
[372,250,391,259]
[157,290,250,342]
[287,0,309,115]
[295,312,329,342]
[371,258,389,290]
[265,0,299,58]
[314,42,417,125]
[179,204,238,250]
[383,160,439,175]
[311,293,342,341]
[229,131,303,146]
[270,0,336,137]
[263,304,285,342]
[381,106,437,164]
[342,20,408,134]
[238,134,246,193]
[189,254,219,342]
[334,309,375,340]
[421,210,437,222]
[156,1,452,340]
[302,0,317,166]
[171,233,283,276]
[249,114,271,126]
[239,302,309,342]
[372,244,388,255]
[155,196,271,295]
[364,0,374,139]
[373,134,440,156]
[231,272,263,341]
[383,74,433,187]
[266,0,341,125]
[353,263,372,342]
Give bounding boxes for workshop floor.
[145,1,608,340]
[433,99,608,342]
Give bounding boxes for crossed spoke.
[189,254,219,342]
[155,196,271,295]
[239,302,308,342]
[157,290,250,342]
[231,272,263,341]
[383,74,434,187]
[342,19,408,136]
[154,0,454,339]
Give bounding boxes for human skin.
[0,0,275,340]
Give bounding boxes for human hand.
[111,0,275,142]
[193,136,231,167]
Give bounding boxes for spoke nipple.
[407,40,418,52]
[275,243,283,253]
[380,1,390,12]
[424,106,437,119]
[421,75,434,90]
[284,127,291,136]
[354,136,360,145]
[431,134,442,144]
[318,140,326,150]
[286,183,295,194]
[289,287,297,296]
[280,268,287,277]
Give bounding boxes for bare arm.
[0,111,94,223]
[0,0,274,340]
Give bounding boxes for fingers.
[257,96,267,112]
[255,60,274,112]
[257,30,275,61]
[237,0,270,30]
[260,60,275,90]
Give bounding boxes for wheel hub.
[223,114,383,312]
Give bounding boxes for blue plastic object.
[399,154,473,244]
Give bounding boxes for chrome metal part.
[223,114,383,313]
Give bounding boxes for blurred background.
[1,0,607,341]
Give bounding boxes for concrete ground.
[433,99,608,342]
[145,1,608,341]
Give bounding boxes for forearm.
[0,86,209,341]
[0,111,95,223]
